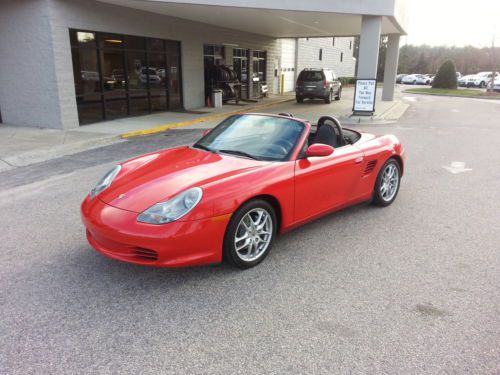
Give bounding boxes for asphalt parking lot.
[1,94,499,374]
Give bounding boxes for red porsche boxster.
[81,113,405,269]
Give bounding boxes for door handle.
[354,157,364,164]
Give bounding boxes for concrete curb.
[120,97,295,138]
[339,100,409,125]
[2,134,122,169]
[403,90,500,100]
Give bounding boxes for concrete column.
[357,15,382,79]
[382,34,400,101]
[293,38,299,85]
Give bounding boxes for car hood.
[98,146,268,213]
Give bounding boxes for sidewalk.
[0,88,408,171]
[0,94,294,171]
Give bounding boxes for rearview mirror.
[306,143,334,157]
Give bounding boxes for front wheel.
[223,200,277,269]
[335,88,342,101]
[372,159,401,206]
[480,81,486,88]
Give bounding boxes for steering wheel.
[317,116,345,146]
[259,143,288,157]
[275,139,294,151]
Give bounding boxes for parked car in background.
[396,74,407,83]
[491,77,500,92]
[295,68,342,104]
[469,72,499,88]
[458,74,475,87]
[401,74,431,85]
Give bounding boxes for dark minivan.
[295,68,342,104]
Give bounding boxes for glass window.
[71,48,103,124]
[70,29,182,124]
[165,41,180,56]
[167,55,182,110]
[148,38,164,52]
[127,51,149,115]
[70,30,97,48]
[99,34,124,50]
[125,36,145,51]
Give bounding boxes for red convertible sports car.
[81,113,405,269]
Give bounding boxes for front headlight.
[137,187,203,224]
[90,165,121,199]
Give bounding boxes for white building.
[279,37,357,93]
[0,0,407,129]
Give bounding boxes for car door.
[331,71,340,95]
[294,144,364,223]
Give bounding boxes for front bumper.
[81,196,230,267]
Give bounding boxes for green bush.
[432,60,457,89]
[339,77,357,85]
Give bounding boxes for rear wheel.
[335,88,342,101]
[324,91,332,104]
[223,199,277,269]
[372,158,401,207]
[296,94,304,103]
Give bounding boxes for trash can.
[211,89,223,108]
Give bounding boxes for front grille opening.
[131,247,159,261]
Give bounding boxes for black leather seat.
[312,116,345,148]
[312,123,338,147]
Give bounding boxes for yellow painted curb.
[121,97,294,138]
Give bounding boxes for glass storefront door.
[167,54,182,110]
[233,48,249,99]
[99,34,127,120]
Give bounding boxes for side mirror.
[202,129,210,136]
[306,143,334,157]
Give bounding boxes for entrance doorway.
[233,48,249,99]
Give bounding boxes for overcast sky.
[402,0,500,47]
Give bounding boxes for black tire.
[296,94,304,103]
[372,158,401,207]
[480,81,486,88]
[335,88,341,101]
[413,80,417,85]
[324,91,332,104]
[223,199,277,269]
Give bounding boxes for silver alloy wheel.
[380,163,399,202]
[234,208,273,262]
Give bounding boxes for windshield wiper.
[218,149,261,160]
[192,143,213,152]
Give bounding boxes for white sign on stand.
[353,79,377,114]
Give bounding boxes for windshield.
[193,114,305,161]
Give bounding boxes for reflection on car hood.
[98,146,268,213]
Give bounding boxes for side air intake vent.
[364,160,377,175]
